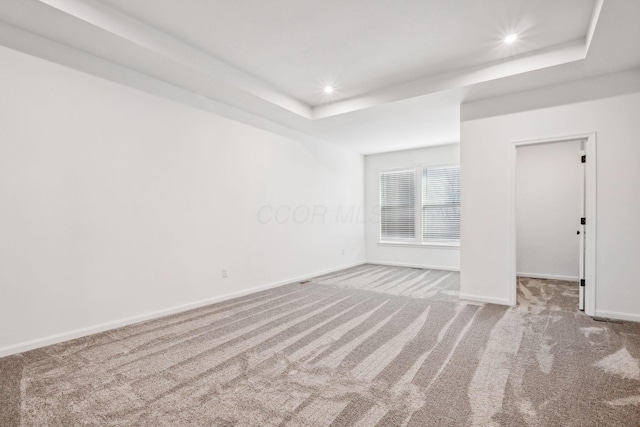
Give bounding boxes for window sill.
[377,241,460,249]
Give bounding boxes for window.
[380,169,415,240]
[422,166,460,242]
[379,165,460,246]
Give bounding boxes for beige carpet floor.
[1,264,639,426]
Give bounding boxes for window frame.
[378,163,460,249]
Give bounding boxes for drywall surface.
[516,140,582,280]
[461,91,640,320]
[365,144,460,270]
[0,46,364,354]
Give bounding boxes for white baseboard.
[595,309,640,324]
[458,293,513,307]
[366,260,459,272]
[0,261,365,358]
[517,272,579,282]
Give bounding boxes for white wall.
[516,140,582,281]
[0,46,365,355]
[461,91,640,320]
[365,144,460,270]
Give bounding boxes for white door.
[578,148,586,311]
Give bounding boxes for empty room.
[1,0,640,426]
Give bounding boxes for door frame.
[508,132,597,316]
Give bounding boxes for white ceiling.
[0,0,639,154]
[101,0,594,106]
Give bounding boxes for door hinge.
[581,155,586,163]
[580,279,585,287]
[581,217,586,225]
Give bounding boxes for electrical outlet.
[341,249,345,256]
[222,269,228,278]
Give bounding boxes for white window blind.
[380,170,415,240]
[422,166,461,242]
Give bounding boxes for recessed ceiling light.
[504,33,518,44]
[323,86,334,94]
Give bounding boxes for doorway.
[509,133,596,315]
